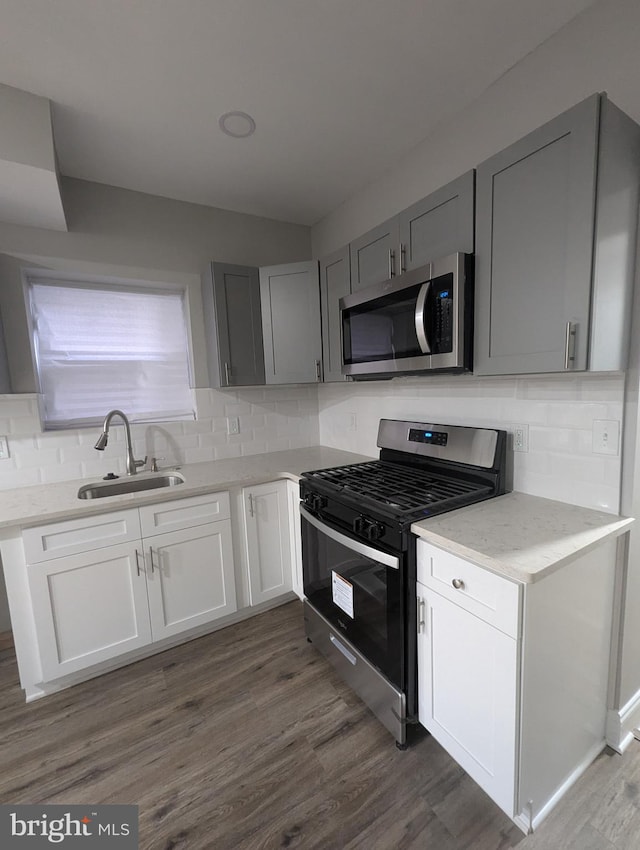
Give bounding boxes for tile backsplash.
[318,373,625,514]
[0,373,626,514]
[0,386,319,490]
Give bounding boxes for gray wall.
[0,176,311,391]
[0,83,55,171]
[312,0,640,257]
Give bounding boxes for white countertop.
[411,491,634,583]
[0,446,372,531]
[0,450,633,584]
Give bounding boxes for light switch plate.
[592,420,620,456]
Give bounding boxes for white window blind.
[28,279,195,430]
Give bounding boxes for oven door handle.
[300,506,400,570]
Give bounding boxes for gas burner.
[305,460,492,520]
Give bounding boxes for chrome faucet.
[94,410,146,475]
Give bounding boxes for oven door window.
[302,515,403,687]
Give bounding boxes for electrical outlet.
[513,424,529,453]
[593,419,619,456]
[227,416,240,435]
[0,436,9,459]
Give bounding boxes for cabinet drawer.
[139,492,230,537]
[417,540,521,637]
[23,510,142,564]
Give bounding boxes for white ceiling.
[0,0,598,226]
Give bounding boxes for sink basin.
[77,473,185,500]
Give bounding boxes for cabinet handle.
[135,548,142,577]
[388,248,395,279]
[399,242,406,273]
[564,322,576,370]
[248,493,254,518]
[224,362,232,386]
[315,359,322,381]
[452,578,465,590]
[149,546,156,573]
[417,596,426,633]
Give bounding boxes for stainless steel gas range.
[300,419,508,748]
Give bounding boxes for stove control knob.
[305,493,327,512]
[365,521,384,542]
[353,515,367,535]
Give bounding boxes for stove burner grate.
[306,461,491,514]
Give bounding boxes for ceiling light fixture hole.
[219,111,256,138]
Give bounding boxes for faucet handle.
[134,456,148,470]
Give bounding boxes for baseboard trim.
[607,687,640,753]
[24,593,298,702]
[515,739,606,833]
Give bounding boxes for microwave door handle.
[415,281,431,354]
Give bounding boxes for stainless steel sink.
[77,473,185,500]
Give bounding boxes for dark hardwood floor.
[1,601,639,849]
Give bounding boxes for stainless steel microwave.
[340,252,473,378]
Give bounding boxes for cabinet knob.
[452,578,465,590]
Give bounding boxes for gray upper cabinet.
[202,262,265,387]
[475,93,640,376]
[260,261,322,384]
[349,217,400,291]
[398,170,474,270]
[319,245,351,383]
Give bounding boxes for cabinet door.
[243,481,292,605]
[28,542,152,680]
[398,171,474,270]
[286,479,303,600]
[259,261,322,384]
[417,582,518,818]
[202,262,265,387]
[145,520,237,641]
[349,217,400,291]
[319,245,350,382]
[475,94,600,375]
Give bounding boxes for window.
[27,275,195,430]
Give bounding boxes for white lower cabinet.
[286,479,303,600]
[242,480,292,605]
[144,520,236,641]
[25,493,236,681]
[29,542,153,680]
[417,580,518,816]
[416,537,618,833]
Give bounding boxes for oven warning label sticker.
[332,571,354,619]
